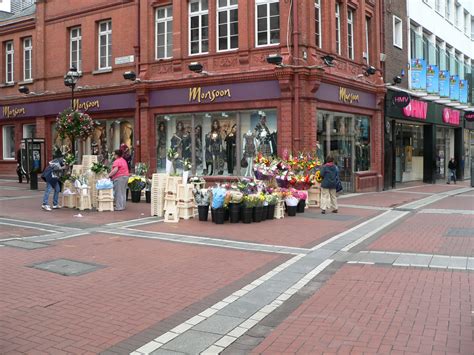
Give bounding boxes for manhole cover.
[445,228,474,237]
[302,213,357,221]
[28,258,105,276]
[2,240,50,250]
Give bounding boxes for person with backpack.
[320,155,340,214]
[41,156,66,211]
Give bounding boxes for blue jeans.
[448,169,456,183]
[43,181,60,206]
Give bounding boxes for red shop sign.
[402,100,427,120]
[465,112,474,122]
[442,108,460,125]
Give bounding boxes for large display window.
[395,123,424,182]
[463,130,472,179]
[435,127,454,180]
[156,109,278,176]
[317,111,371,192]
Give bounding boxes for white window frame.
[435,0,442,13]
[23,37,32,81]
[455,3,461,28]
[255,0,280,48]
[70,27,82,72]
[217,0,238,52]
[335,3,341,55]
[464,11,469,34]
[189,0,209,55]
[347,8,354,60]
[2,125,15,160]
[365,17,370,64]
[5,41,14,84]
[315,0,321,48]
[446,0,451,21]
[98,20,112,70]
[393,15,403,49]
[155,6,173,59]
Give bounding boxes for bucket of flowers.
[295,190,308,213]
[166,148,179,174]
[284,189,299,217]
[225,189,244,223]
[265,193,279,220]
[128,176,146,203]
[193,188,211,221]
[253,154,276,180]
[183,159,192,183]
[242,194,257,224]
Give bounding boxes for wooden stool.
[97,199,114,212]
[61,194,76,208]
[164,206,179,223]
[274,201,285,219]
[77,194,92,211]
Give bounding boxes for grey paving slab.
[330,250,354,262]
[392,253,432,267]
[1,240,50,250]
[448,256,468,269]
[301,213,358,221]
[151,347,186,354]
[467,258,474,270]
[445,228,474,237]
[159,330,221,354]
[357,252,400,264]
[217,300,262,318]
[241,289,281,305]
[429,255,451,268]
[28,258,105,276]
[193,315,244,335]
[307,248,337,260]
[393,254,415,266]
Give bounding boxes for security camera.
[266,54,283,66]
[18,86,30,94]
[123,71,137,81]
[393,76,402,85]
[188,62,204,73]
[365,66,377,76]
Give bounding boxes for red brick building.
[0,0,386,192]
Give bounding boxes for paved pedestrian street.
[0,179,473,354]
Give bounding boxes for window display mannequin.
[225,124,237,174]
[120,121,133,149]
[195,125,203,166]
[243,130,257,177]
[205,119,224,175]
[170,121,185,169]
[255,113,276,156]
[182,129,192,161]
[157,121,167,170]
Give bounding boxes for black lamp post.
[64,67,81,108]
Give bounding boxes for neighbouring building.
[0,0,386,192]
[383,0,474,189]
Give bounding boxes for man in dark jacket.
[41,158,66,211]
[447,157,457,184]
[320,156,339,214]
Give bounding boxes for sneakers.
[321,210,326,214]
[52,205,62,209]
[41,204,52,211]
[332,209,338,213]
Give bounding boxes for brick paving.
[425,195,474,210]
[252,264,474,354]
[0,225,51,240]
[0,233,280,354]
[368,213,474,256]
[340,191,428,208]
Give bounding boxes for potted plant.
[296,190,308,213]
[55,109,96,159]
[227,190,243,223]
[128,176,146,202]
[193,188,211,221]
[252,193,266,223]
[211,186,226,224]
[285,192,299,217]
[265,193,279,220]
[242,195,256,224]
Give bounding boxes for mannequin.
[209,120,223,175]
[255,113,273,156]
[182,130,192,161]
[170,121,185,169]
[243,130,257,177]
[225,124,237,174]
[120,121,133,149]
[157,121,167,170]
[195,125,203,167]
[204,132,213,175]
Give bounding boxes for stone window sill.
[92,68,112,75]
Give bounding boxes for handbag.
[241,157,248,168]
[336,177,343,193]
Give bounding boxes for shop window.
[23,37,32,81]
[156,109,278,176]
[317,111,371,192]
[52,119,133,164]
[70,27,82,72]
[23,124,35,139]
[255,0,280,47]
[189,0,209,55]
[394,123,424,183]
[98,20,112,70]
[2,125,15,160]
[217,0,238,51]
[156,6,173,59]
[315,0,321,48]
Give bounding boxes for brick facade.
[0,0,386,192]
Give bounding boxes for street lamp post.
[64,67,81,109]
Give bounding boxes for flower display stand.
[307,182,321,208]
[76,188,92,211]
[81,155,98,170]
[151,173,168,217]
[176,184,196,220]
[72,165,83,176]
[61,194,76,208]
[97,189,114,212]
[164,205,179,223]
[274,200,285,219]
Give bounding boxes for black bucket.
[213,208,225,224]
[241,207,253,224]
[267,204,275,219]
[253,206,263,222]
[296,199,306,213]
[287,205,297,216]
[198,205,209,221]
[229,203,241,223]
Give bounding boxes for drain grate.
[445,228,474,237]
[2,240,50,250]
[28,258,105,276]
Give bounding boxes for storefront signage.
[2,106,26,118]
[72,99,100,111]
[439,70,450,97]
[459,80,468,104]
[338,87,359,104]
[402,100,427,120]
[426,65,439,94]
[465,112,474,122]
[442,108,460,125]
[115,55,134,65]
[410,59,427,90]
[188,87,232,103]
[391,92,411,108]
[449,75,460,101]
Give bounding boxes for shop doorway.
[435,127,454,180]
[394,122,424,183]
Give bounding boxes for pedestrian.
[108,149,130,211]
[320,155,339,214]
[447,157,457,184]
[40,157,66,211]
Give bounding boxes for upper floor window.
[315,0,321,48]
[156,6,173,59]
[217,0,238,51]
[335,3,341,55]
[189,0,209,55]
[256,0,280,47]
[445,0,451,20]
[347,9,354,59]
[365,17,370,64]
[5,41,14,84]
[454,3,460,27]
[393,16,403,49]
[463,11,469,34]
[98,20,112,70]
[435,0,441,12]
[70,27,82,72]
[23,37,32,81]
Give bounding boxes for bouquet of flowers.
[90,162,110,175]
[253,153,277,180]
[56,109,96,141]
[211,186,227,209]
[128,176,146,191]
[265,193,279,206]
[183,159,192,172]
[167,148,179,161]
[193,188,211,206]
[135,162,149,176]
[64,153,76,166]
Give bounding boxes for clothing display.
[182,133,192,161]
[225,132,237,174]
[255,122,274,156]
[243,132,256,159]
